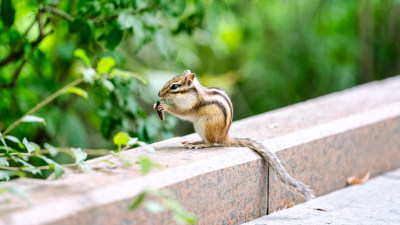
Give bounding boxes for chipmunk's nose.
[158,91,161,97]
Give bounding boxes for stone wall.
[1,76,400,225]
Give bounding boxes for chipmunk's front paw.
[153,101,165,120]
[153,102,164,111]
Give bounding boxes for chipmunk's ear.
[186,73,196,87]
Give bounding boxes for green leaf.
[44,143,58,157]
[129,192,146,211]
[74,49,91,67]
[138,141,156,153]
[15,158,41,175]
[145,201,165,214]
[206,0,223,32]
[0,157,9,167]
[155,30,176,58]
[80,68,96,84]
[0,170,10,181]
[53,163,65,179]
[117,11,135,29]
[21,115,46,125]
[166,199,197,224]
[127,137,139,146]
[37,155,65,179]
[101,159,115,165]
[0,0,15,27]
[71,148,90,170]
[136,0,148,9]
[132,19,145,52]
[174,213,197,225]
[32,142,41,152]
[113,132,130,151]
[0,132,8,150]
[105,27,123,50]
[102,79,115,91]
[4,135,20,144]
[155,30,168,57]
[0,146,9,151]
[22,138,35,153]
[65,87,89,99]
[109,69,148,86]
[71,148,87,163]
[6,135,24,149]
[141,13,159,27]
[137,156,162,175]
[97,57,116,74]
[161,0,186,16]
[5,170,25,178]
[81,21,93,44]
[127,98,139,114]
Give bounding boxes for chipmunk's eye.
[170,84,179,90]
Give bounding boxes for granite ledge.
[1,76,400,225]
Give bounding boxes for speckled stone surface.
[1,76,400,225]
[53,160,267,225]
[243,168,400,225]
[268,115,400,213]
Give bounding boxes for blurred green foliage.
[1,0,400,148]
[157,0,400,120]
[0,0,203,148]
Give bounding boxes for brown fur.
[156,70,314,200]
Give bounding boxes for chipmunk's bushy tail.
[226,137,315,200]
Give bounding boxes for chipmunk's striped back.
[204,87,233,133]
[186,84,233,144]
[156,70,314,200]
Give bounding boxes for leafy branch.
[42,5,74,22]
[0,13,52,89]
[0,22,49,69]
[0,163,76,171]
[2,78,83,136]
[0,147,112,157]
[0,1,159,89]
[0,1,196,220]
[0,49,151,181]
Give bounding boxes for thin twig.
[42,5,74,22]
[46,148,113,156]
[0,29,53,89]
[0,50,24,68]
[0,148,113,157]
[0,15,38,68]
[0,60,27,89]
[38,11,44,35]
[2,77,84,135]
[0,163,77,171]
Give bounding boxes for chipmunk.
[154,70,314,200]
